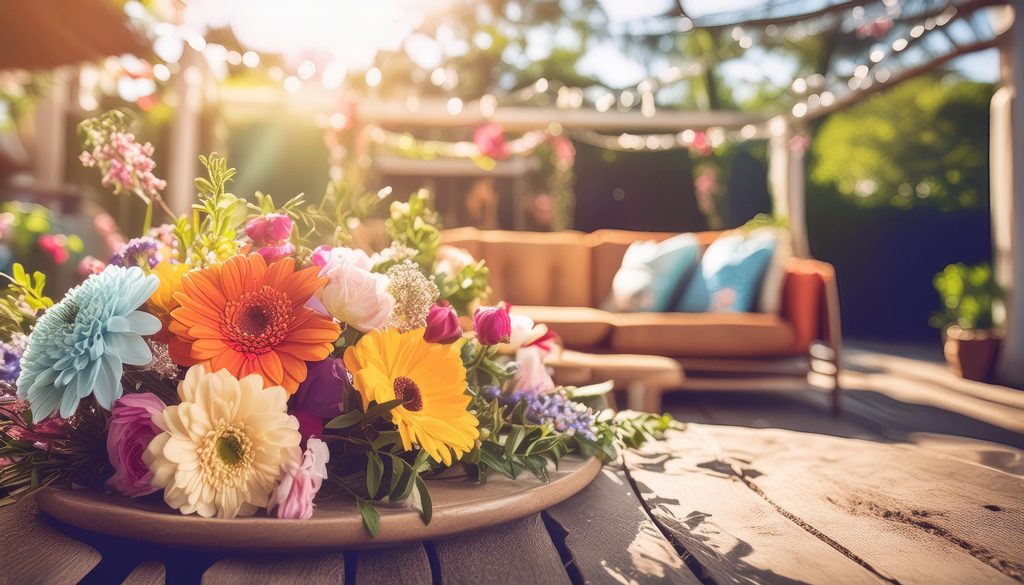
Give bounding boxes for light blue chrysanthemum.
[17,265,160,418]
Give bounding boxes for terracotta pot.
[943,326,1001,382]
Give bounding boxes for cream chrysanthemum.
[144,365,301,518]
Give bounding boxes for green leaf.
[365,398,407,421]
[388,455,415,501]
[366,452,384,497]
[567,380,615,399]
[356,498,380,537]
[504,426,525,457]
[414,476,432,525]
[324,410,363,429]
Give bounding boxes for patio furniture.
[3,424,1020,584]
[546,349,686,412]
[442,227,843,411]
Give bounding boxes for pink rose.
[313,247,395,332]
[245,213,293,244]
[473,304,512,345]
[424,302,462,344]
[269,437,330,520]
[106,393,165,498]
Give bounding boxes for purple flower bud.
[424,301,462,344]
[291,358,351,446]
[310,245,333,268]
[473,304,512,345]
[245,213,293,244]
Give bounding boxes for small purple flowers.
[109,237,161,268]
[0,335,26,383]
[523,391,597,440]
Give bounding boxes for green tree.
[811,74,992,210]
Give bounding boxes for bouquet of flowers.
[0,111,673,535]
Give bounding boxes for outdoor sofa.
[441,227,843,411]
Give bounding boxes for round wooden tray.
[36,456,601,551]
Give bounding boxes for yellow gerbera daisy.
[344,328,478,466]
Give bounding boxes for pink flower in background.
[424,302,462,344]
[473,123,510,160]
[269,437,330,520]
[530,194,555,227]
[37,234,68,264]
[473,304,512,345]
[691,131,712,157]
[547,134,576,168]
[106,393,165,498]
[81,132,166,199]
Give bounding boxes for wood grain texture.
[623,429,885,585]
[694,425,1024,585]
[431,514,570,585]
[121,560,166,585]
[0,497,101,585]
[202,553,344,585]
[355,544,432,585]
[546,465,701,585]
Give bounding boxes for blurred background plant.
[930,263,1002,332]
[0,202,84,275]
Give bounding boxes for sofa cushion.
[605,233,702,312]
[610,312,797,358]
[677,231,777,313]
[510,306,614,349]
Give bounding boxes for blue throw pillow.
[676,232,778,313]
[606,233,701,312]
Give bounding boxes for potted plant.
[930,262,1002,382]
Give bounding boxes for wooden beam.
[993,1,1024,388]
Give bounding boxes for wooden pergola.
[13,0,1024,387]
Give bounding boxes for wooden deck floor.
[663,342,1024,475]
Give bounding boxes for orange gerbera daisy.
[167,254,340,393]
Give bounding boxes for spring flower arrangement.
[0,111,673,534]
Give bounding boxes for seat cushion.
[510,306,614,349]
[610,312,797,358]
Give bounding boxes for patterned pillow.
[605,233,701,312]
[676,231,778,313]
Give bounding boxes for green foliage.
[931,263,1001,331]
[436,260,491,316]
[812,75,992,210]
[386,190,442,267]
[175,153,246,266]
[0,263,51,341]
[0,201,84,262]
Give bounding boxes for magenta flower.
[106,393,165,498]
[473,304,512,345]
[424,302,462,344]
[244,213,293,244]
[255,241,296,262]
[269,437,330,520]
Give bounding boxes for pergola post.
[768,115,810,257]
[32,67,72,189]
[992,2,1024,388]
[166,48,205,215]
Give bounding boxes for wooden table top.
[1,423,1021,585]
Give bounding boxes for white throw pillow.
[605,233,701,312]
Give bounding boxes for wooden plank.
[202,553,344,585]
[545,464,701,585]
[623,429,886,585]
[0,497,101,585]
[355,544,432,585]
[430,514,570,585]
[121,560,166,585]
[697,425,1024,584]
